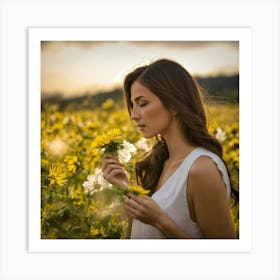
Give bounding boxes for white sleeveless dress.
[130,147,231,239]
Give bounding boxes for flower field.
[41,98,239,239]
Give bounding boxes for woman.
[102,58,238,239]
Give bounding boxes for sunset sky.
[41,41,239,97]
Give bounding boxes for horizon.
[41,72,239,99]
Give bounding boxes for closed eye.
[131,96,149,108]
[139,102,147,107]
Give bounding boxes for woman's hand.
[124,193,165,226]
[125,193,193,238]
[102,153,129,188]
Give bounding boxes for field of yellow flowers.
[41,98,239,239]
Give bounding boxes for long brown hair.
[123,59,238,203]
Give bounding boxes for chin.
[142,131,158,139]
[143,135,154,139]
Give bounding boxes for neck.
[165,136,196,162]
[161,119,196,162]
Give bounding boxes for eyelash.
[131,101,148,109]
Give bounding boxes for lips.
[137,124,146,130]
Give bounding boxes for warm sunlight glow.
[41,41,239,97]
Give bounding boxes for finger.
[103,162,123,171]
[103,169,128,186]
[107,170,126,181]
[103,169,125,182]
[124,204,138,218]
[104,164,126,176]
[124,198,142,217]
[103,159,124,168]
[103,154,120,161]
[125,195,143,208]
[102,160,124,172]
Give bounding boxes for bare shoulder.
[188,156,227,198]
[189,156,221,178]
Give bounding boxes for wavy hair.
[123,59,238,203]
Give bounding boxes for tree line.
[41,74,239,111]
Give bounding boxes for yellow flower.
[64,155,78,173]
[126,185,150,196]
[91,128,123,154]
[90,227,101,237]
[48,165,67,187]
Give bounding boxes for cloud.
[128,41,238,50]
[41,41,238,51]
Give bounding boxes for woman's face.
[130,81,174,138]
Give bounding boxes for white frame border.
[28,27,252,253]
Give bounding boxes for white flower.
[82,174,96,192]
[95,168,111,188]
[118,140,137,163]
[135,138,150,152]
[82,168,111,194]
[215,127,227,142]
[123,140,137,153]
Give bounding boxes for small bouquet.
[124,185,150,196]
[84,128,150,196]
[91,128,124,155]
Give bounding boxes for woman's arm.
[187,156,236,238]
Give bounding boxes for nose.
[131,106,140,121]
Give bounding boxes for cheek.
[144,104,172,123]
[144,107,160,119]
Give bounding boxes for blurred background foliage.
[41,76,239,239]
